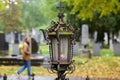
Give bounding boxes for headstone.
[32,28,40,43]
[12,31,21,56]
[31,38,39,54]
[0,33,8,51]
[6,32,14,56]
[0,33,8,55]
[93,31,97,41]
[92,31,103,56]
[104,32,108,45]
[113,42,120,56]
[73,42,79,56]
[112,33,120,56]
[5,33,13,43]
[6,32,20,56]
[81,24,89,45]
[109,33,113,50]
[12,44,19,56]
[80,24,91,57]
[32,28,41,54]
[92,42,101,56]
[43,57,50,68]
[109,39,113,50]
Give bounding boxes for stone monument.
[5,31,20,56]
[80,24,91,58]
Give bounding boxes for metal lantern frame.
[43,21,76,80]
[41,1,76,80]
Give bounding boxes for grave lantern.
[41,0,76,80]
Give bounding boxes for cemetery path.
[0,76,119,80]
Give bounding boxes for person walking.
[17,36,32,79]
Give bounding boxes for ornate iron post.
[41,0,76,80]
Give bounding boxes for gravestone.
[32,28,40,43]
[5,32,13,43]
[73,42,79,56]
[31,38,39,54]
[0,33,8,50]
[104,32,108,45]
[6,32,14,56]
[32,28,41,54]
[12,31,20,56]
[112,33,120,56]
[81,24,89,45]
[12,44,19,56]
[92,31,102,56]
[113,42,120,56]
[109,33,113,50]
[0,33,9,55]
[5,31,20,56]
[92,42,101,56]
[80,24,91,58]
[43,56,50,68]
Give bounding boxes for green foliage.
[0,0,23,32]
[21,0,59,30]
[40,0,59,21]
[64,0,120,20]
[0,0,64,32]
[0,20,3,30]
[63,0,120,44]
[90,13,117,32]
[0,0,5,9]
[0,1,6,30]
[21,0,47,29]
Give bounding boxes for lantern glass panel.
[51,36,71,62]
[60,37,68,61]
[52,39,58,61]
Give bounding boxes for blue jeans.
[17,60,31,76]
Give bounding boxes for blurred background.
[0,0,120,78]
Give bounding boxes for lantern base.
[55,70,69,80]
[51,61,75,80]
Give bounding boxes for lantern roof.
[47,0,74,35]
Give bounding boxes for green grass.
[39,44,49,54]
[100,49,114,56]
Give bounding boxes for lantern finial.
[57,0,64,22]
